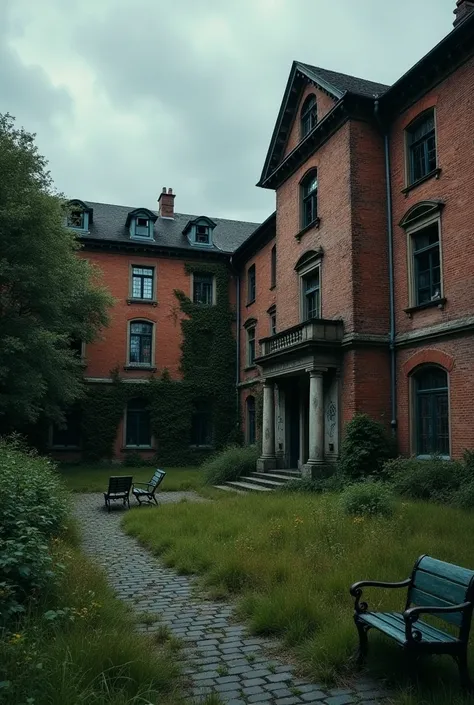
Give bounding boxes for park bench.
[350,555,474,689]
[132,469,166,506]
[103,476,133,512]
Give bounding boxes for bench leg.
[153,494,158,505]
[455,651,473,691]
[355,619,370,666]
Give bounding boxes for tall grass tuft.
[124,492,474,704]
[202,445,259,485]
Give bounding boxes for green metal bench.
[350,555,474,689]
[132,469,166,506]
[103,476,132,512]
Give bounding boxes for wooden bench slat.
[360,612,459,644]
[409,588,463,626]
[418,556,474,588]
[413,570,469,606]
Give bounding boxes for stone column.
[324,370,340,463]
[303,369,325,479]
[257,380,277,472]
[298,382,308,468]
[275,384,286,469]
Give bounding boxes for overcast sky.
[1,0,453,223]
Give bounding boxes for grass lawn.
[59,463,213,494]
[123,491,474,705]
[0,524,184,705]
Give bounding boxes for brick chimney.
[158,187,175,219]
[454,0,474,26]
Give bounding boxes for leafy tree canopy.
[0,114,113,428]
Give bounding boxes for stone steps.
[214,469,301,494]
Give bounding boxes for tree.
[0,114,113,429]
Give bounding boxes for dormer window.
[183,217,216,247]
[66,200,92,232]
[126,209,157,240]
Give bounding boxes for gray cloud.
[1,0,453,222]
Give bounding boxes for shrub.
[452,480,474,510]
[280,473,348,494]
[338,414,393,481]
[123,450,153,467]
[385,455,468,503]
[340,481,394,518]
[203,445,259,485]
[0,436,68,625]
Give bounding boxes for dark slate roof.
[80,201,260,254]
[298,62,390,98]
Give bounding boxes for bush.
[385,455,469,503]
[280,473,348,494]
[0,436,68,625]
[451,480,474,510]
[203,445,259,485]
[340,481,394,518]
[338,414,393,481]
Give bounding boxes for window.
[407,111,437,184]
[247,264,256,303]
[247,326,256,366]
[414,367,449,456]
[196,225,210,244]
[302,268,321,320]
[191,400,213,446]
[131,266,154,300]
[246,396,256,445]
[301,171,318,228]
[129,321,153,366]
[193,273,214,305]
[301,95,317,138]
[67,208,85,229]
[135,217,150,238]
[271,245,276,288]
[270,313,277,336]
[126,399,151,447]
[412,222,441,305]
[52,408,81,448]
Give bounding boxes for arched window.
[246,396,256,446]
[413,366,449,456]
[126,399,151,447]
[129,321,153,366]
[301,170,318,228]
[301,95,317,138]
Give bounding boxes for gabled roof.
[259,61,390,186]
[182,215,217,236]
[124,207,158,227]
[77,201,259,255]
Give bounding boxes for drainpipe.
[374,100,397,436]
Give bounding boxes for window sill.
[404,297,446,318]
[246,299,256,307]
[123,365,157,372]
[122,446,154,451]
[295,218,320,242]
[402,168,442,196]
[416,454,450,461]
[127,298,158,306]
[189,445,214,450]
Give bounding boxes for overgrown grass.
[0,526,183,705]
[59,464,207,493]
[123,492,474,704]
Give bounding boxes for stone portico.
[255,319,343,478]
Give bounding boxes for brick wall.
[283,85,336,158]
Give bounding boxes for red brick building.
[55,2,474,468]
[236,2,474,474]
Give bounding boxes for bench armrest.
[403,602,472,643]
[350,579,411,615]
[132,482,152,489]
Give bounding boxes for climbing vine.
[75,261,238,465]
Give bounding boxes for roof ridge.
[83,200,259,226]
[298,61,390,89]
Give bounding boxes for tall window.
[301,171,318,228]
[247,326,256,366]
[196,225,210,244]
[126,399,151,447]
[193,273,214,305]
[412,223,441,305]
[129,321,153,365]
[191,401,213,446]
[132,266,154,300]
[414,367,449,456]
[407,111,437,184]
[52,408,82,448]
[301,94,317,138]
[303,268,321,320]
[270,312,277,336]
[246,396,256,445]
[247,264,256,303]
[270,245,276,288]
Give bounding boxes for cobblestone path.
[75,493,391,705]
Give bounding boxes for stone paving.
[74,493,392,705]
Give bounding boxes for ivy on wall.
[75,261,239,465]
